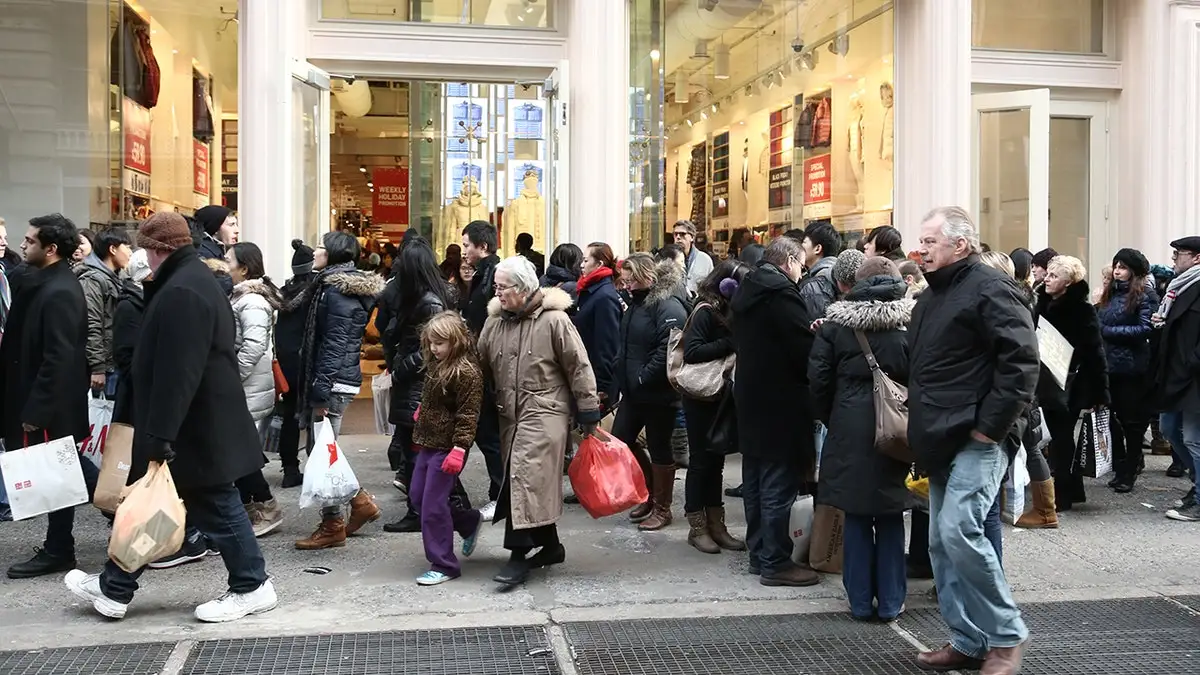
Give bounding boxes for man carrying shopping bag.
[63,213,277,622]
[1,215,93,579]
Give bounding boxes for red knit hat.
[137,212,192,251]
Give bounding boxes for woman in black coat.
[539,243,583,303]
[572,243,623,410]
[809,258,912,622]
[1036,255,1110,510]
[681,260,749,554]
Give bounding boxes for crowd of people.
[0,205,1195,675]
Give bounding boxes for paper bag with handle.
[108,461,187,572]
[93,423,134,514]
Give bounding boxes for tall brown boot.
[1014,480,1059,529]
[705,506,746,551]
[638,464,676,531]
[295,517,347,550]
[629,444,654,523]
[1151,418,1174,455]
[686,511,720,553]
[346,490,381,535]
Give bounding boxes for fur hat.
[137,212,192,252]
[291,239,315,276]
[855,256,901,282]
[1031,247,1059,270]
[832,249,866,287]
[1112,248,1150,278]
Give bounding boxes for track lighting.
[714,44,730,80]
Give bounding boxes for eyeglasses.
[673,231,692,238]
[1172,250,1196,260]
[493,283,516,293]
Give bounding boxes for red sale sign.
[194,140,210,196]
[803,154,832,205]
[123,98,151,175]
[372,167,409,225]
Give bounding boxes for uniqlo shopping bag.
[80,395,115,468]
[108,461,186,572]
[94,423,134,515]
[0,432,89,521]
[808,504,845,574]
[1074,408,1113,478]
[789,495,815,564]
[568,429,649,519]
[299,419,361,509]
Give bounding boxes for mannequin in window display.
[879,82,894,163]
[504,170,545,256]
[847,96,865,211]
[441,176,487,257]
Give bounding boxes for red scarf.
[576,266,614,294]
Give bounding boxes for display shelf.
[711,131,730,220]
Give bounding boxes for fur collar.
[647,260,685,304]
[487,285,573,318]
[825,298,914,331]
[231,278,282,310]
[324,271,385,298]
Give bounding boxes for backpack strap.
[853,329,881,372]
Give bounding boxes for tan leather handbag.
[853,330,913,463]
[667,303,735,401]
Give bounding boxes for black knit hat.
[291,239,315,276]
[1031,247,1058,270]
[194,205,232,236]
[1112,248,1150,278]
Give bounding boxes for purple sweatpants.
[412,448,482,577]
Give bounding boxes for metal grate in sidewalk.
[0,642,174,675]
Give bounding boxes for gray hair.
[495,255,540,295]
[922,206,981,254]
[762,236,804,267]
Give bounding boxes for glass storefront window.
[972,0,1105,54]
[629,0,665,252]
[320,0,554,29]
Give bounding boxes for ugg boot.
[1014,480,1059,529]
[1151,418,1173,455]
[686,511,720,554]
[346,490,381,535]
[638,464,677,531]
[705,506,746,551]
[295,517,347,550]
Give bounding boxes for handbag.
[707,384,739,455]
[1073,407,1113,478]
[853,330,912,463]
[272,360,289,396]
[667,303,735,400]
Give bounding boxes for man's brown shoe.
[295,517,347,550]
[759,564,820,587]
[345,490,381,535]
[981,641,1027,675]
[916,644,983,671]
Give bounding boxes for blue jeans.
[742,455,799,576]
[1160,410,1200,492]
[842,513,906,619]
[928,440,1027,658]
[985,491,1003,565]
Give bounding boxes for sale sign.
[193,141,210,196]
[373,167,409,225]
[803,154,832,205]
[122,98,151,175]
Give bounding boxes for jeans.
[45,449,101,557]
[928,440,1027,659]
[843,513,906,619]
[682,398,724,512]
[742,455,799,576]
[985,493,1003,565]
[1161,410,1200,493]
[613,402,678,497]
[312,394,355,519]
[1110,373,1151,481]
[476,390,504,502]
[410,448,481,577]
[101,482,268,604]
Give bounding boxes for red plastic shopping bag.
[568,429,649,519]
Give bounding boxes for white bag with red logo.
[789,494,816,564]
[299,419,360,509]
[80,395,115,469]
[0,432,89,521]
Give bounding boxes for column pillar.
[566,1,631,255]
[893,0,972,244]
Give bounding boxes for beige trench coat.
[477,286,600,529]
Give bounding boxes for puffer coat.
[617,261,689,406]
[477,286,602,529]
[1098,279,1159,375]
[76,255,121,375]
[809,275,913,515]
[231,278,282,422]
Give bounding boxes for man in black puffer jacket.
[274,240,316,488]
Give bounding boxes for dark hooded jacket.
[112,279,146,424]
[730,261,816,466]
[464,253,500,336]
[617,261,689,406]
[798,255,838,324]
[1156,275,1200,412]
[76,254,122,375]
[388,290,447,426]
[540,265,579,303]
[1097,279,1158,376]
[275,273,316,393]
[1035,280,1110,412]
[809,275,913,515]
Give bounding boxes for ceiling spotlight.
[763,72,776,89]
[675,69,689,103]
[829,32,850,56]
[713,44,730,80]
[359,165,367,173]
[367,181,373,187]
[700,111,708,120]
[686,118,694,127]
[699,0,719,11]
[780,61,793,79]
[800,51,817,70]
[650,49,660,61]
[711,102,719,114]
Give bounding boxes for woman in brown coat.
[477,256,603,587]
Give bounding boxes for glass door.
[1046,100,1108,277]
[544,63,568,251]
[290,62,331,246]
[972,89,1050,254]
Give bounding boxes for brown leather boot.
[916,644,983,671]
[345,490,381,535]
[1151,418,1173,455]
[686,511,720,554]
[638,464,676,531]
[705,506,746,551]
[629,501,653,523]
[981,640,1027,675]
[1014,480,1058,529]
[295,517,347,550]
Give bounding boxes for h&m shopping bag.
[108,461,186,572]
[1074,407,1113,478]
[808,504,845,574]
[789,495,816,564]
[1001,443,1030,524]
[80,395,115,469]
[94,423,134,515]
[372,372,394,436]
[0,432,89,521]
[568,429,649,519]
[300,419,361,509]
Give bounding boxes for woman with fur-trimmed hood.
[808,256,913,622]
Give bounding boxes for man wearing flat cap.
[1158,236,1200,522]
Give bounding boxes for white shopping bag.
[81,395,115,468]
[371,372,394,436]
[299,419,361,509]
[0,433,89,521]
[789,494,816,564]
[1002,444,1030,524]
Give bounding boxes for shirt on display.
[451,163,484,185]
[446,83,470,97]
[451,101,484,137]
[513,103,544,139]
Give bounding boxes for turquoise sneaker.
[462,519,481,558]
[416,570,453,586]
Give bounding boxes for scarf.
[1153,264,1200,327]
[576,266,613,294]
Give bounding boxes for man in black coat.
[461,220,504,518]
[906,207,1037,674]
[64,212,276,623]
[729,236,819,588]
[3,214,92,579]
[1157,236,1200,522]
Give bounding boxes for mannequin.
[741,138,750,193]
[505,170,545,255]
[879,82,894,163]
[758,130,769,175]
[441,176,487,256]
[848,97,865,211]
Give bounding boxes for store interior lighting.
[675,68,690,103]
[358,165,367,173]
[800,50,818,70]
[714,44,730,80]
[699,0,719,11]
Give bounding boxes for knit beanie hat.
[1031,247,1059,270]
[137,212,193,252]
[1112,248,1150,278]
[126,248,152,283]
[832,249,866,287]
[291,239,315,275]
[194,205,232,236]
[855,256,901,282]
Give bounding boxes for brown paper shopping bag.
[108,461,186,572]
[808,504,845,574]
[93,423,134,514]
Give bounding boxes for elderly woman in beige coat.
[477,255,603,587]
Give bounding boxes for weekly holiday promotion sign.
[372,167,409,225]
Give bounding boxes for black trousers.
[682,398,725,512]
[475,391,504,502]
[277,390,304,471]
[1109,372,1151,481]
[235,469,273,504]
[1044,406,1085,504]
[612,401,678,496]
[496,475,558,555]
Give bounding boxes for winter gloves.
[145,435,176,463]
[441,447,466,475]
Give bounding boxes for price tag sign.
[803,154,831,206]
[122,98,152,175]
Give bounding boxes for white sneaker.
[194,579,278,623]
[64,570,128,619]
[480,500,498,523]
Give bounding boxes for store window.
[319,0,554,29]
[649,0,894,257]
[972,0,1105,54]
[0,0,238,234]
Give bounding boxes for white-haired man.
[907,207,1038,675]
